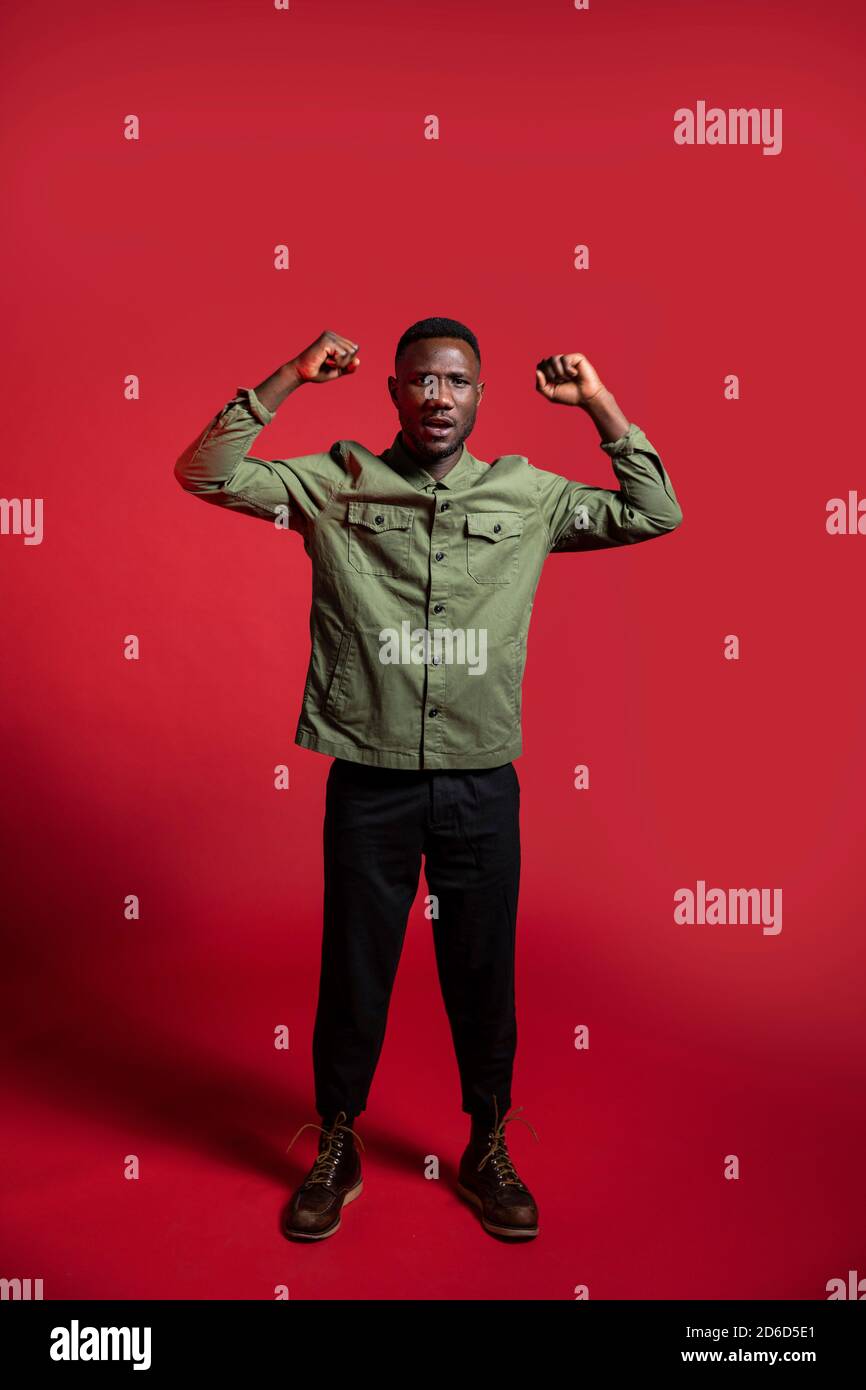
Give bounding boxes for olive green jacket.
[174,386,683,769]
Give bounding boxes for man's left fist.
[535,352,606,407]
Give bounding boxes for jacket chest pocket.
[465,511,525,584]
[347,501,415,576]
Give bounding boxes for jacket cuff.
[599,421,645,455]
[238,385,276,427]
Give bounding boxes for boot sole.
[284,1178,363,1242]
[455,1181,539,1239]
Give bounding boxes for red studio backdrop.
[2,0,865,1301]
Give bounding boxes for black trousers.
[312,757,521,1128]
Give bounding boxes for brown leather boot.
[456,1098,539,1239]
[282,1110,365,1241]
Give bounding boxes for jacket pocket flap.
[466,511,525,541]
[348,501,415,531]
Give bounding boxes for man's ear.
[476,380,485,403]
[387,374,398,406]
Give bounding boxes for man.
[174,317,683,1243]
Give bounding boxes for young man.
[173,317,683,1242]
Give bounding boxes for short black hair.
[395,316,481,370]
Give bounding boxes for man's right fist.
[291,330,360,384]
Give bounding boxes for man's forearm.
[253,360,306,413]
[579,386,630,444]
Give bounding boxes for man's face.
[387,338,484,464]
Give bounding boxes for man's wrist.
[281,360,306,390]
[579,385,631,443]
[254,360,306,413]
[577,382,609,410]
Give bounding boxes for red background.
[2,0,865,1299]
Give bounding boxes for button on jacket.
[174,386,683,769]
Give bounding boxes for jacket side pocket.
[325,628,354,718]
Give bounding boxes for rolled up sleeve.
[534,422,684,553]
[173,386,337,535]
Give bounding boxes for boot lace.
[285,1109,366,1186]
[476,1096,539,1188]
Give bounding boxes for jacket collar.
[380,429,476,492]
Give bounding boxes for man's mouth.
[421,418,454,437]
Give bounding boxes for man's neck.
[399,431,461,482]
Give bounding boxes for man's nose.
[424,376,454,406]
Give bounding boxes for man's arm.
[574,384,630,445]
[533,350,683,551]
[173,330,361,528]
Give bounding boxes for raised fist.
[535,352,605,407]
[292,330,361,384]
